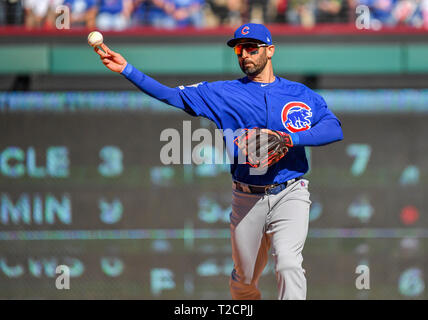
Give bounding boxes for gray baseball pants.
[229,178,311,300]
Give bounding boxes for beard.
[239,52,269,76]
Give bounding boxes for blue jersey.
[97,0,124,14]
[122,63,343,185]
[63,0,97,13]
[358,0,397,22]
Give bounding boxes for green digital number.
[346,144,371,176]
[98,146,123,177]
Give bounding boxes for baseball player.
[94,23,343,300]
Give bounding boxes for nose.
[240,48,250,59]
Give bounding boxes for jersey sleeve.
[177,81,225,127]
[121,63,224,128]
[289,91,343,147]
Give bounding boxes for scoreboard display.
[0,91,427,299]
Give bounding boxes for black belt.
[232,177,302,195]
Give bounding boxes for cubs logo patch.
[281,101,312,133]
[241,26,250,35]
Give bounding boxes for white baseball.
[88,31,103,47]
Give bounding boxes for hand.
[94,43,127,73]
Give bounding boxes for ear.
[266,45,275,59]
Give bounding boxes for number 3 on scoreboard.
[98,146,123,177]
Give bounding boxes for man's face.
[235,41,269,77]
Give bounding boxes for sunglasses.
[234,43,269,56]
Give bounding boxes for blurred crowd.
[1,0,428,30]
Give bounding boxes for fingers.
[100,43,110,54]
[101,43,115,56]
[102,58,111,65]
[93,43,116,57]
[94,46,109,59]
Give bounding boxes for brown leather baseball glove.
[234,128,293,168]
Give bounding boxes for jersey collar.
[243,76,279,88]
